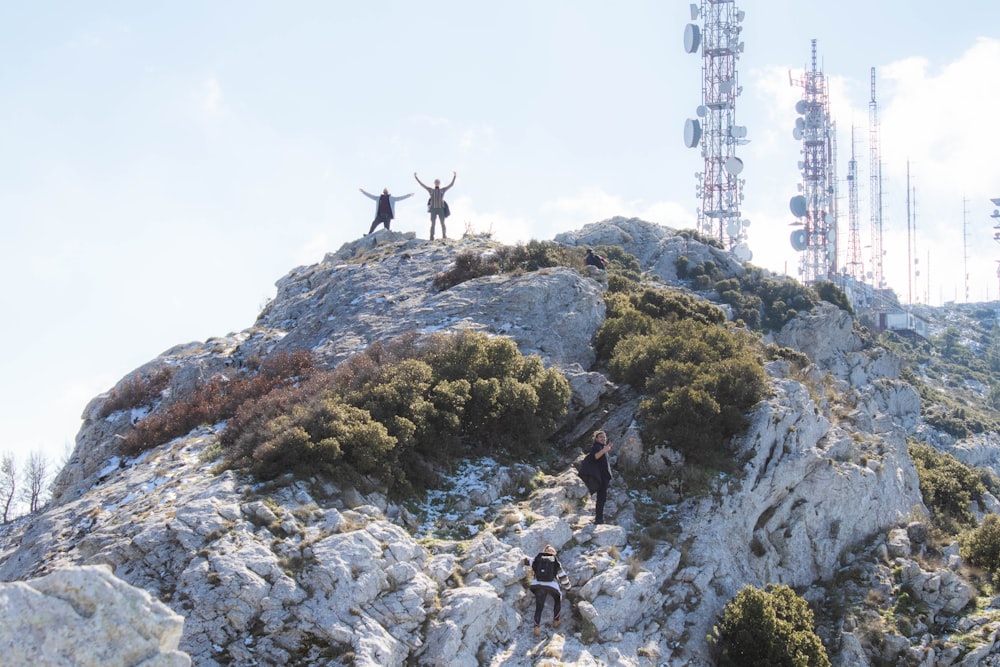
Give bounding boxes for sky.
[2,1,999,478]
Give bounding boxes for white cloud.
[203,77,223,114]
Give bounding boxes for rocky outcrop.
[5,220,1000,665]
[0,564,189,666]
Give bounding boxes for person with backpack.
[525,544,570,635]
[586,430,613,525]
[585,248,608,270]
[360,187,414,235]
[414,171,456,240]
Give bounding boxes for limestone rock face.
[0,564,190,666]
[6,220,997,666]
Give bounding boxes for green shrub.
[961,514,1000,583]
[433,250,503,290]
[813,281,854,316]
[609,319,767,465]
[910,442,985,533]
[220,331,570,493]
[713,584,830,667]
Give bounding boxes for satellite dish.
[684,24,701,53]
[823,213,834,225]
[828,226,837,241]
[736,10,746,22]
[690,3,700,20]
[793,127,803,140]
[726,221,740,237]
[795,100,808,115]
[684,118,702,148]
[789,195,808,217]
[795,117,805,131]
[724,156,744,175]
[696,105,709,117]
[742,219,751,227]
[733,243,752,262]
[790,229,808,251]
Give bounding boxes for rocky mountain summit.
[2,218,999,666]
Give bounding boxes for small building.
[879,310,929,339]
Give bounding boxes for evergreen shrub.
[910,442,985,533]
[713,584,830,667]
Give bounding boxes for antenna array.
[787,40,838,284]
[683,1,751,262]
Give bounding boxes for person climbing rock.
[524,545,570,635]
[585,248,608,269]
[587,430,613,525]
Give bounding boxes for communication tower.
[683,1,751,262]
[787,40,838,283]
[845,127,864,281]
[869,68,885,291]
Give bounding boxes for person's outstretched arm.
[442,171,457,191]
[394,192,414,201]
[414,172,429,190]
[359,188,377,200]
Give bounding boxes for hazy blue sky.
[2,1,999,474]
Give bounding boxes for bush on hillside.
[609,318,768,464]
[813,280,854,316]
[910,442,985,533]
[220,331,570,492]
[97,367,175,419]
[961,514,1000,584]
[119,350,315,457]
[712,584,830,667]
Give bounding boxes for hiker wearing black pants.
[525,545,570,635]
[590,430,613,524]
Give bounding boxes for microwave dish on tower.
[683,1,749,253]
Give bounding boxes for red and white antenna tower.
[787,39,838,284]
[683,1,751,263]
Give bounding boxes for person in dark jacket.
[525,544,570,635]
[585,248,607,269]
[414,171,455,240]
[588,430,613,524]
[360,187,413,234]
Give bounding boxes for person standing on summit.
[360,187,413,235]
[414,171,456,240]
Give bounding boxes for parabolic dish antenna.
[793,127,803,141]
[795,99,808,115]
[726,221,740,237]
[684,118,702,148]
[689,3,700,20]
[684,24,701,54]
[790,229,808,251]
[795,117,805,131]
[742,219,751,227]
[724,156,744,175]
[828,226,837,241]
[733,244,752,262]
[789,195,808,217]
[696,105,708,117]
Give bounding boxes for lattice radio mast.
[869,68,885,291]
[846,126,864,281]
[787,40,838,283]
[683,1,752,263]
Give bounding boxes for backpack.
[534,554,557,582]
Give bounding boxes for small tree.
[1,452,16,523]
[961,514,1000,583]
[713,584,830,667]
[21,451,48,513]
